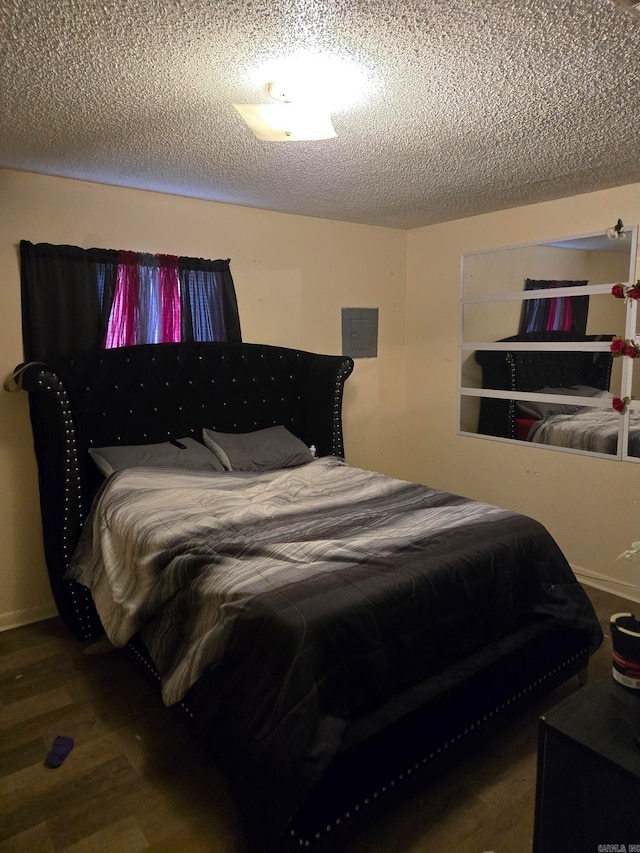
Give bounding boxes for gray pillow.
[202,425,312,472]
[517,385,605,419]
[89,437,225,476]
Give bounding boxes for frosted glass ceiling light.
[233,102,337,141]
[233,76,337,142]
[253,51,370,111]
[234,50,370,141]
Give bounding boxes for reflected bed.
[474,332,615,445]
[527,405,640,455]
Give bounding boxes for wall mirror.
[459,227,640,460]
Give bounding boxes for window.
[20,241,242,363]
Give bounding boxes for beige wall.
[0,168,407,629]
[406,183,640,603]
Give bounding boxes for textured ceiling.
[2,0,640,230]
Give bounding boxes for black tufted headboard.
[474,332,614,439]
[19,341,354,640]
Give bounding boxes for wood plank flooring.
[1,586,636,852]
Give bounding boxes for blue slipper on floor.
[45,735,74,768]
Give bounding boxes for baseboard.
[573,566,640,606]
[0,602,59,632]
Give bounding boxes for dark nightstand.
[533,676,640,852]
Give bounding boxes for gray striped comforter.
[529,407,640,455]
[67,456,601,842]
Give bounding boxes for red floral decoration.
[607,281,637,416]
[611,281,640,300]
[610,336,640,358]
[612,396,630,413]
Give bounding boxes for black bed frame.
[19,340,593,851]
[475,332,614,439]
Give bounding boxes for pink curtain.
[545,294,573,332]
[560,295,573,331]
[105,251,139,348]
[105,252,180,348]
[157,254,180,343]
[521,278,583,335]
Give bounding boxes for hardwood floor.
[1,586,636,852]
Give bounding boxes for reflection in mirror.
[462,233,634,299]
[460,393,628,456]
[460,227,638,459]
[461,294,627,349]
[472,340,618,453]
[628,405,640,458]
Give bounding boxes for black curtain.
[20,241,242,363]
[20,241,118,362]
[178,256,241,343]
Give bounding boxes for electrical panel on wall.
[342,307,378,358]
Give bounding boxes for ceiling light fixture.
[233,81,337,142]
[251,51,370,111]
[234,50,370,142]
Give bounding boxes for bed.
[474,331,616,445]
[17,340,603,852]
[526,404,640,455]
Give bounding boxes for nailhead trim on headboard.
[331,360,353,458]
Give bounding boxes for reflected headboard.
[18,341,354,639]
[474,332,614,439]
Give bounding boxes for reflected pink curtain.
[545,294,572,332]
[520,279,588,335]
